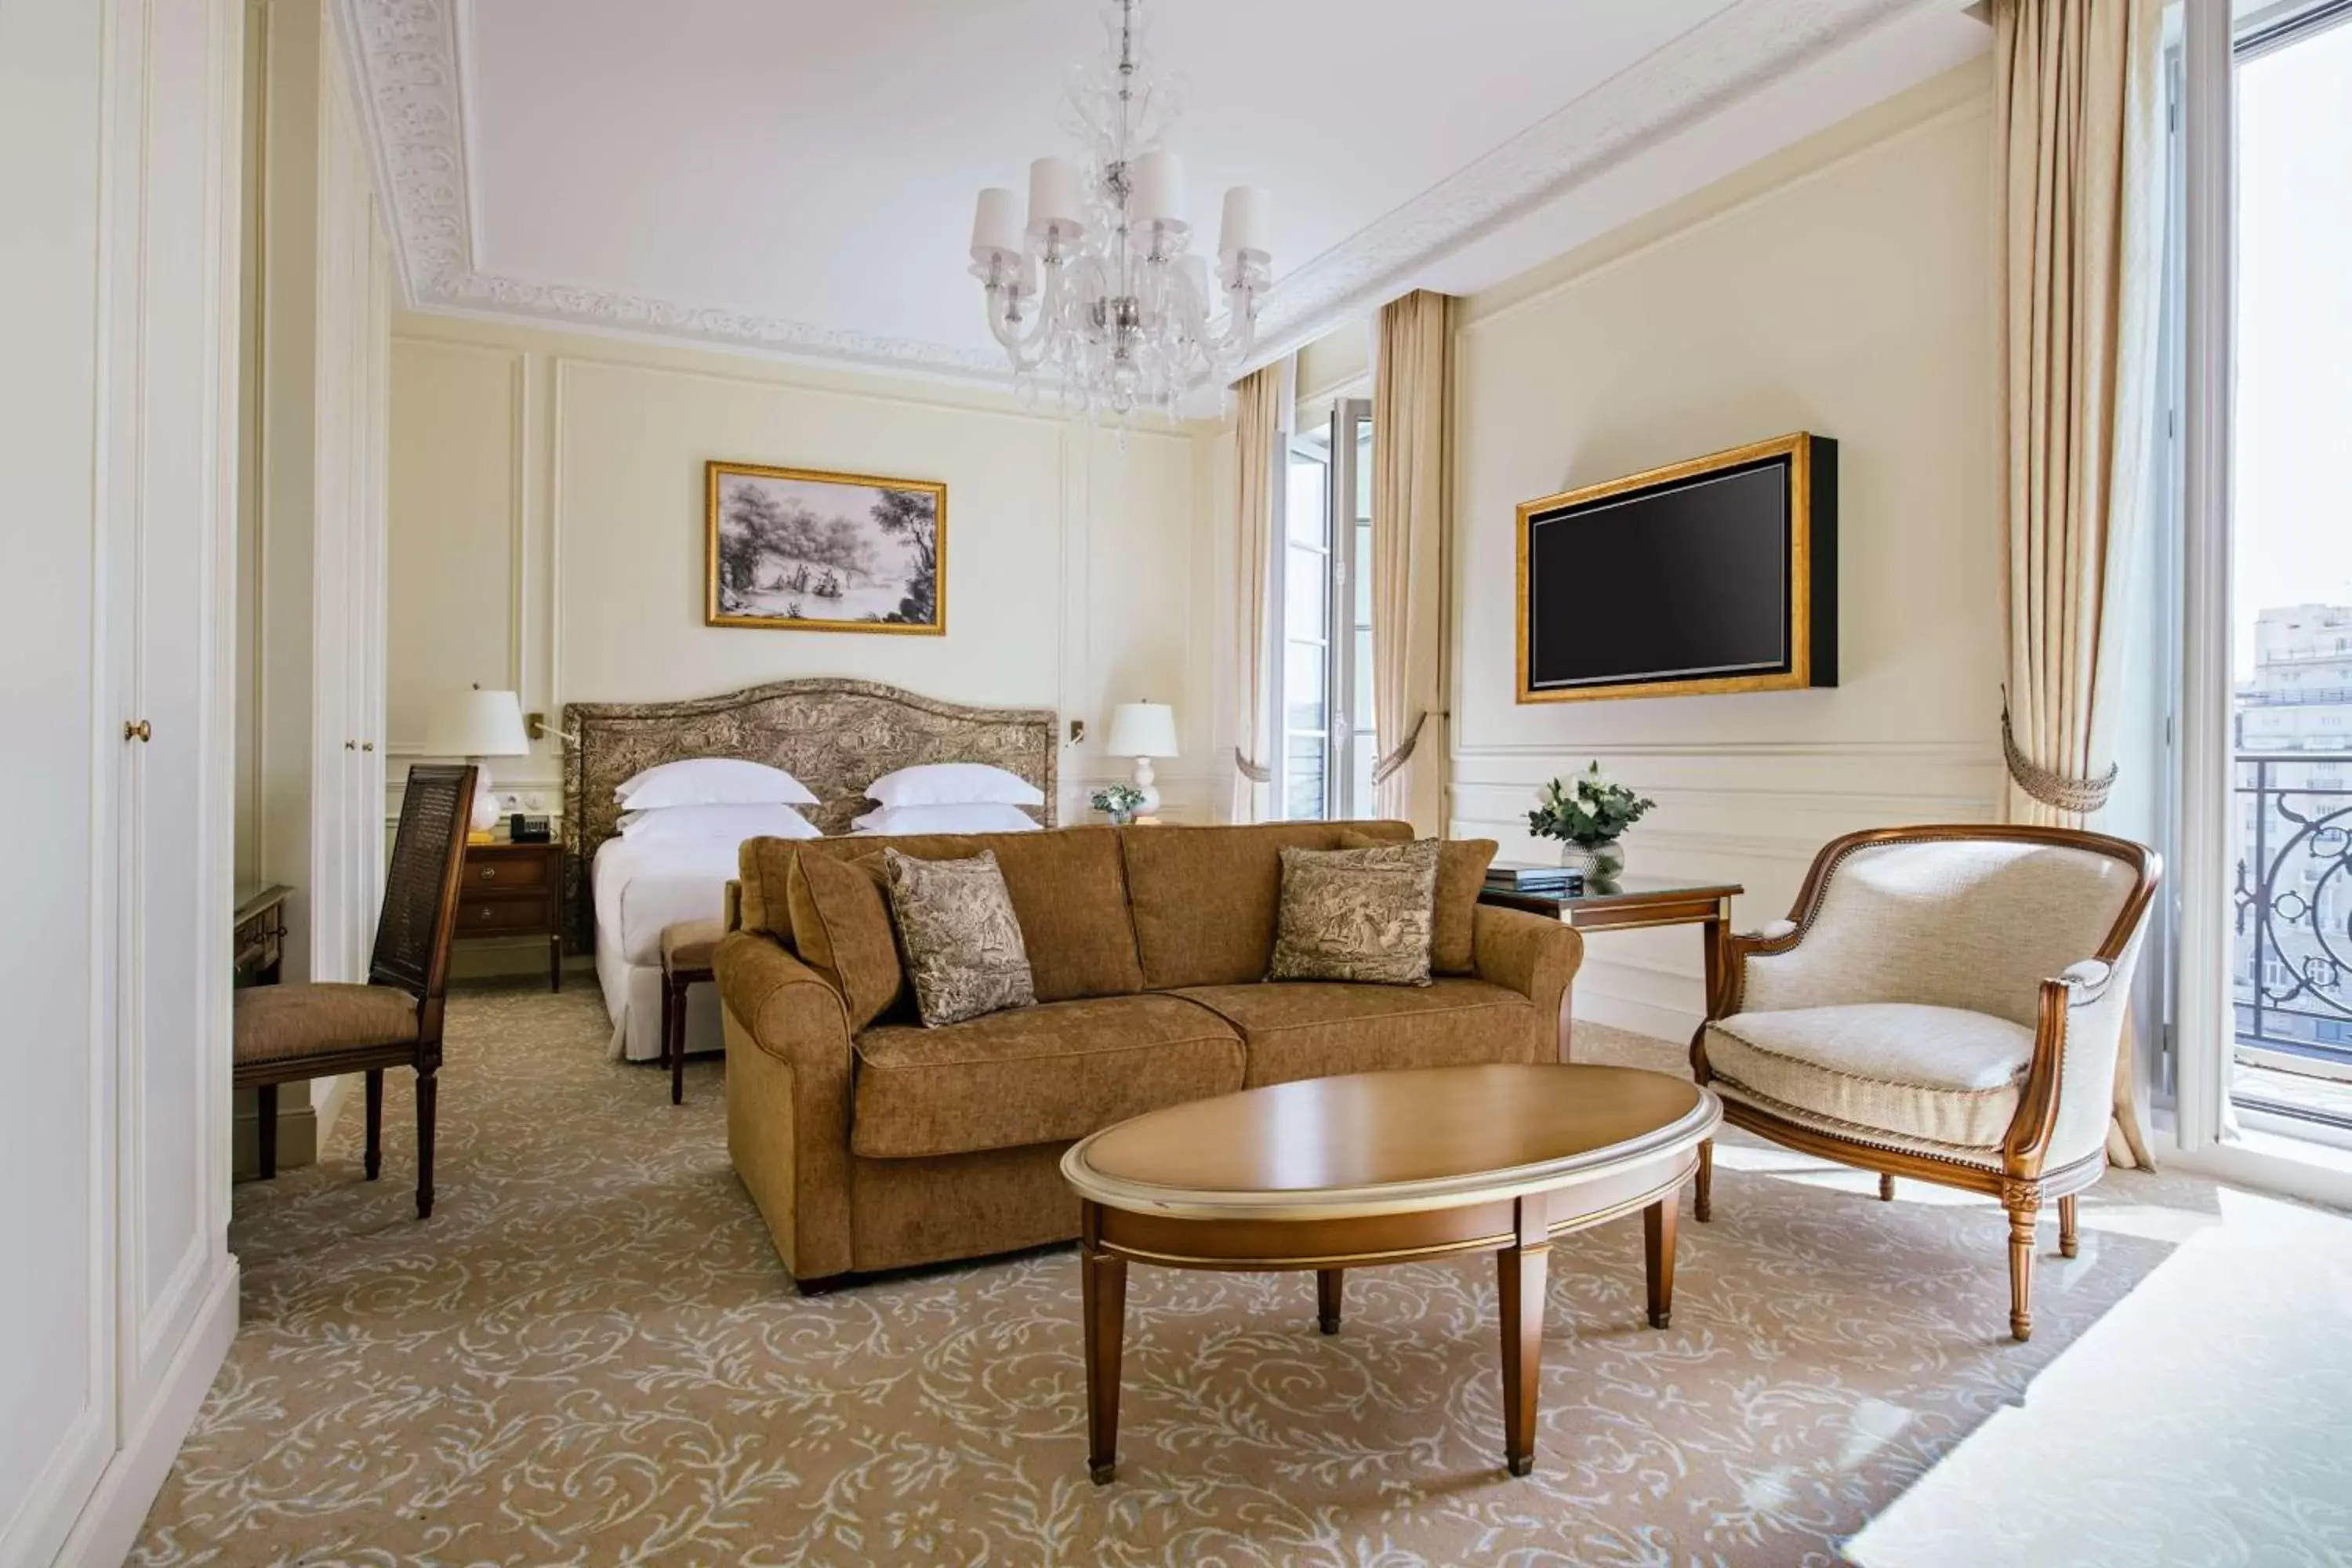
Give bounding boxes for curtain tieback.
[2001,695,2116,815]
[1372,710,1441,786]
[1232,746,1271,785]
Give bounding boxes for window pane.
[1285,735,1327,820]
[1287,441,1329,546]
[1284,545,1326,641]
[1353,626,1374,726]
[1355,520,1373,625]
[1354,418,1374,523]
[1284,640,1327,732]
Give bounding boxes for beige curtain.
[1370,291,1453,834]
[1229,361,1285,823]
[1992,0,2161,1164]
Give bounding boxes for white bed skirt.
[594,921,723,1063]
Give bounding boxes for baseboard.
[57,1256,238,1568]
[1572,985,1699,1047]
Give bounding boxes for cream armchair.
[1690,825,2159,1341]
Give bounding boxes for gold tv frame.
[1515,432,1835,705]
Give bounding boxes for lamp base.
[469,762,502,836]
[1130,756,1162,818]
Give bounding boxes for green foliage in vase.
[1091,782,1146,817]
[1527,763,1655,848]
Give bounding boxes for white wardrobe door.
[105,0,237,1421]
[0,2,118,1559]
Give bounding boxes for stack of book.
[1484,862,1584,898]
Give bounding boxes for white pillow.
[851,802,1040,836]
[617,803,822,843]
[864,762,1044,809]
[616,757,818,810]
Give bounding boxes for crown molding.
[343,0,1956,382]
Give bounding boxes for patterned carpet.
[130,980,2348,1566]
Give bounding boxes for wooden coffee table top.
[1062,1064,1719,1221]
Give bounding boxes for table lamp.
[423,685,532,840]
[1106,701,1178,820]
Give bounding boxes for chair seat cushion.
[234,982,419,1067]
[1174,977,1541,1087]
[660,918,725,975]
[851,994,1244,1159]
[1703,1003,2034,1149]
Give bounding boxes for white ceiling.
[347,0,1990,383]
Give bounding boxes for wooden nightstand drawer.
[459,891,554,933]
[458,840,565,992]
[467,850,551,890]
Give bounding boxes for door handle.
[361,741,375,752]
[345,739,358,750]
[124,720,151,742]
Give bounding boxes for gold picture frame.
[1514,432,1836,704]
[704,459,947,635]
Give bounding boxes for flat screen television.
[1515,433,1836,703]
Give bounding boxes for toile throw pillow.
[1268,839,1442,986]
[881,848,1038,1027]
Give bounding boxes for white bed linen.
[592,835,742,1062]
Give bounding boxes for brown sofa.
[713,820,1584,1288]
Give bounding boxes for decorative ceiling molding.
[1244,0,1954,367]
[342,0,1956,383]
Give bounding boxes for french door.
[1274,397,1374,820]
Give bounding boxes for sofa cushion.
[1121,820,1414,989]
[1269,840,1441,985]
[1702,1004,2034,1149]
[851,994,1245,1158]
[1174,978,1541,1087]
[786,853,907,1030]
[1341,832,1494,975]
[791,827,1145,1003]
[882,848,1037,1027]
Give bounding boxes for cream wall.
[387,315,1223,831]
[1450,65,2005,1040]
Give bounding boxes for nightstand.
[458,840,564,992]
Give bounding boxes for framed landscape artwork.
[704,459,946,634]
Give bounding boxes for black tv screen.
[1518,435,1836,702]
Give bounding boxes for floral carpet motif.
[136,982,2238,1565]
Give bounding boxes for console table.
[1479,874,1744,1051]
[232,883,292,987]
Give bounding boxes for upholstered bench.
[659,918,724,1105]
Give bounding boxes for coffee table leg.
[1080,1217,1127,1485]
[1497,1197,1549,1478]
[1316,1268,1343,1334]
[1644,1193,1678,1330]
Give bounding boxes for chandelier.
[966,0,1272,424]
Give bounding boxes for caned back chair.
[232,764,476,1218]
[1690,824,2159,1341]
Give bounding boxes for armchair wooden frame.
[1687,823,2160,1341]
[233,764,477,1220]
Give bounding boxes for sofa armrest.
[713,930,857,1280]
[1472,904,1584,1056]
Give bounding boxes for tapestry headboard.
[560,678,1058,948]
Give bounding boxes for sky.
[2234,16,2352,677]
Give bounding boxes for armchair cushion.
[1703,1003,2034,1149]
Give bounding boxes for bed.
[561,678,1058,1062]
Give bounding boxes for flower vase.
[1559,839,1625,884]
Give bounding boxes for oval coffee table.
[1060,1062,1720,1483]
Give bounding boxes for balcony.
[2233,751,2352,1126]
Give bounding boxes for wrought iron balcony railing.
[2234,750,2352,1074]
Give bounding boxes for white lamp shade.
[1028,157,1086,234]
[423,688,531,757]
[971,187,1022,256]
[1218,185,1270,257]
[1105,702,1178,758]
[1131,151,1185,226]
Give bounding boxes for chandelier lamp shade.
[967,0,1272,423]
